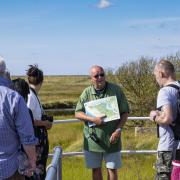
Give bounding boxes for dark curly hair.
[26,64,44,85]
[12,78,30,102]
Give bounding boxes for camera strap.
[88,127,99,143]
[88,126,93,135]
[30,87,44,115]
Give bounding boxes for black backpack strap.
[156,107,161,138]
[157,124,160,138]
[166,83,180,115]
[166,83,180,140]
[166,84,180,90]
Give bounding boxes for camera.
[41,114,54,123]
[89,132,100,143]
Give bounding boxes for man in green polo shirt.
[75,65,129,180]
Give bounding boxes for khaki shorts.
[84,150,121,169]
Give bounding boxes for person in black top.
[12,78,37,179]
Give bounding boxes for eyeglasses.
[93,73,105,79]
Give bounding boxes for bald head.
[89,65,104,76]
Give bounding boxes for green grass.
[53,154,156,180]
[119,154,156,180]
[40,75,89,104]
[12,75,90,105]
[47,153,156,180]
[48,122,83,152]
[48,118,158,179]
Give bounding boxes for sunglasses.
[93,73,105,79]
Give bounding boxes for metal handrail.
[53,116,150,124]
[48,150,157,158]
[46,116,155,180]
[46,146,62,180]
[51,117,156,158]
[45,108,75,112]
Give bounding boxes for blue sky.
[0,0,180,75]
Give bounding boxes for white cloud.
[97,0,111,9]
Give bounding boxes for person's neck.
[94,81,106,90]
[163,78,176,87]
[94,84,106,91]
[29,84,39,94]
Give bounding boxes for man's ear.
[161,71,167,78]
[158,70,163,78]
[159,71,163,78]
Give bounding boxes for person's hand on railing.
[149,110,160,122]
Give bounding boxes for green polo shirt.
[75,82,129,153]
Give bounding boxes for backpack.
[167,83,180,140]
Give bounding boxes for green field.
[13,75,158,179]
[61,154,156,180]
[40,75,89,105]
[13,75,89,107]
[48,117,158,180]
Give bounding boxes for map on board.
[84,96,120,127]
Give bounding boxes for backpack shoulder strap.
[157,83,180,138]
[166,82,180,140]
[166,84,180,90]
